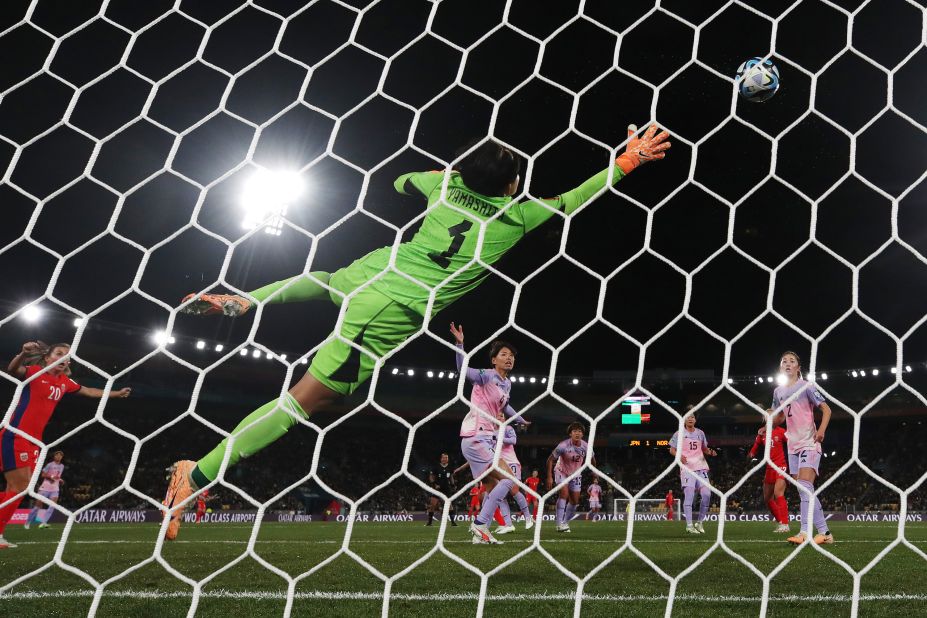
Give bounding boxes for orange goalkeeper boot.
[180,293,251,317]
[163,460,196,540]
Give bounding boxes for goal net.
[1,0,925,617]
[614,498,681,522]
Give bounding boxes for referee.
[426,453,458,526]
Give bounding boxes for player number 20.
[47,386,62,401]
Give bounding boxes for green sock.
[193,395,308,484]
[248,272,332,304]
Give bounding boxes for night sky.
[1,0,927,427]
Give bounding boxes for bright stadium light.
[807,372,815,381]
[407,369,415,376]
[73,317,84,327]
[240,349,248,356]
[821,373,828,380]
[427,370,434,378]
[766,376,773,383]
[905,365,912,372]
[280,354,287,361]
[831,451,836,456]
[541,377,547,384]
[240,169,304,236]
[871,368,879,376]
[215,344,224,352]
[727,378,733,384]
[265,352,273,360]
[391,367,399,375]
[252,349,261,358]
[891,367,897,374]
[529,377,536,383]
[300,358,308,364]
[448,372,454,379]
[438,371,445,378]
[518,376,525,383]
[851,370,858,378]
[21,305,41,323]
[775,373,787,386]
[196,340,206,350]
[152,330,171,345]
[571,378,579,385]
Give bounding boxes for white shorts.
[788,449,821,475]
[555,469,582,493]
[680,469,710,490]
[37,488,59,500]
[460,436,495,478]
[589,499,601,509]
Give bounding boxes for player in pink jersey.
[546,422,594,533]
[669,413,717,534]
[24,450,65,530]
[492,410,535,534]
[585,477,602,520]
[1,341,130,550]
[451,323,527,544]
[770,351,834,545]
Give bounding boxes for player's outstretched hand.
[449,322,464,345]
[113,387,132,398]
[21,341,41,355]
[616,124,671,174]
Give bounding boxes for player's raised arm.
[450,322,490,385]
[78,386,131,399]
[394,170,444,198]
[517,124,671,233]
[7,341,43,379]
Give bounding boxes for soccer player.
[547,422,595,533]
[24,450,65,530]
[748,415,791,533]
[525,469,541,518]
[668,413,717,534]
[427,453,459,527]
[665,489,675,521]
[1,342,131,549]
[451,323,528,544]
[466,482,483,520]
[194,489,213,524]
[165,127,671,541]
[585,477,602,520]
[493,410,535,534]
[771,351,834,545]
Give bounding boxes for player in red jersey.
[0,342,131,549]
[748,414,791,533]
[525,469,541,518]
[467,482,484,520]
[194,489,212,523]
[665,490,675,521]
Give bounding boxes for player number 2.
[428,220,473,268]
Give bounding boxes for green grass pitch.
[1,519,925,617]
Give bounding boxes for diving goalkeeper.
[162,125,671,540]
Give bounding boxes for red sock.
[777,496,789,524]
[494,508,506,526]
[767,498,780,523]
[0,491,25,535]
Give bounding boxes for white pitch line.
[2,589,925,603]
[10,538,925,546]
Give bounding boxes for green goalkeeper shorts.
[308,262,424,395]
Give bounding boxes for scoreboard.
[620,396,651,424]
[628,439,670,447]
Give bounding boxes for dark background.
[0,0,925,513]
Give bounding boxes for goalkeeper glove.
[616,123,671,174]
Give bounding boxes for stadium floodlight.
[871,368,879,376]
[438,371,445,378]
[21,305,41,323]
[152,330,170,345]
[541,377,547,384]
[821,373,828,380]
[529,377,536,383]
[518,376,525,383]
[860,370,867,377]
[391,367,399,375]
[196,341,206,350]
[426,370,434,378]
[905,365,912,372]
[239,349,248,356]
[851,370,859,378]
[240,169,304,236]
[727,378,733,384]
[407,369,415,376]
[448,372,454,379]
[891,367,897,374]
[571,378,579,385]
[299,358,308,364]
[831,451,836,456]
[807,372,815,382]
[775,373,787,386]
[215,344,224,352]
[252,349,261,358]
[766,376,773,383]
[265,352,273,359]
[72,317,84,327]
[280,354,287,361]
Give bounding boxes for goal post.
[614,498,681,521]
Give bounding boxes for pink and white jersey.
[772,379,825,455]
[38,461,64,492]
[553,439,589,476]
[456,345,514,438]
[669,429,709,472]
[588,483,601,501]
[499,426,519,466]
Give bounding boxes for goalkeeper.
[162,125,671,540]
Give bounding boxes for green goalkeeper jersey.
[350,164,627,316]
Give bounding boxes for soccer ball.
[736,57,780,102]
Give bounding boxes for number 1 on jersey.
[428,220,473,268]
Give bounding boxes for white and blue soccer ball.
[736,57,780,102]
